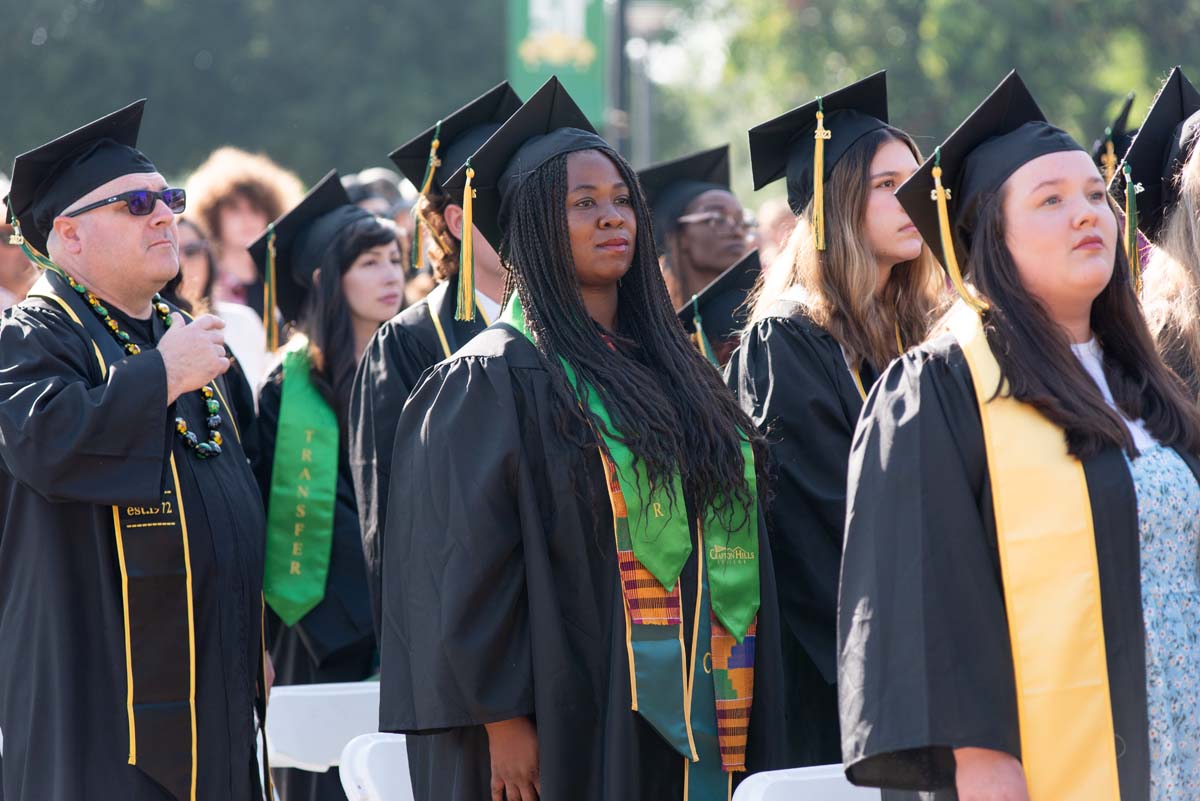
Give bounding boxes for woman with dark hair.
[730,71,942,769]
[379,78,785,801]
[638,145,753,310]
[248,172,404,801]
[840,72,1200,801]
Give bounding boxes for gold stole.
[948,303,1120,801]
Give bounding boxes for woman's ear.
[312,268,321,287]
[442,203,465,240]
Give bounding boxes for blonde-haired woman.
[729,72,942,766]
[1126,68,1200,398]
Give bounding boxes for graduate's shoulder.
[0,293,95,360]
[445,322,543,370]
[865,330,978,426]
[742,299,840,354]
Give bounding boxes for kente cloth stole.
[263,337,339,626]
[28,272,203,801]
[500,293,760,798]
[949,302,1120,801]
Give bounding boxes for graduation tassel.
[690,296,718,366]
[412,121,443,272]
[813,98,830,251]
[1123,163,1144,295]
[263,224,279,351]
[1100,129,1118,186]
[8,220,60,274]
[931,148,987,313]
[456,160,477,322]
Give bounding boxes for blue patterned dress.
[1127,444,1200,799]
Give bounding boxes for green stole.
[501,294,760,799]
[263,337,340,626]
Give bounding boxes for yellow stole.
[948,302,1120,801]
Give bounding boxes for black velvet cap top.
[442,76,608,249]
[389,82,523,197]
[6,99,157,255]
[896,71,1084,272]
[248,170,373,322]
[1114,67,1200,240]
[677,248,760,341]
[748,71,889,214]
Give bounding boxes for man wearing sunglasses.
[0,100,268,801]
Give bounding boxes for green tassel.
[1123,163,1143,295]
[691,297,718,366]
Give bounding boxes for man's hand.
[157,313,231,405]
[955,747,1030,801]
[485,717,539,801]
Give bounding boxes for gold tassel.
[813,99,830,252]
[931,148,987,313]
[1101,132,1118,186]
[264,224,279,351]
[412,122,442,272]
[1124,163,1143,295]
[456,162,476,322]
[9,220,59,274]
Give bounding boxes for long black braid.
[500,146,767,521]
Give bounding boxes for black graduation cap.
[638,145,732,249]
[5,99,157,257]
[248,170,373,328]
[1092,91,1136,184]
[389,81,523,198]
[442,76,606,250]
[677,249,760,363]
[441,77,607,322]
[1115,67,1200,241]
[895,70,1083,310]
[748,71,889,219]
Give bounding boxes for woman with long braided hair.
[377,79,785,801]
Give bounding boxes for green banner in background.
[508,0,609,127]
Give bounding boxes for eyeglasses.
[64,187,187,219]
[676,210,757,233]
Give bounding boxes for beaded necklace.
[63,272,225,459]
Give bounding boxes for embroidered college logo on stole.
[949,302,1120,801]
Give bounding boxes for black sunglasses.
[64,187,187,218]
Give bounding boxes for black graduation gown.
[0,279,265,801]
[725,302,876,768]
[251,365,376,801]
[839,332,1200,801]
[347,274,487,638]
[378,324,788,801]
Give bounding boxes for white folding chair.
[733,763,882,801]
[339,733,414,801]
[265,682,381,772]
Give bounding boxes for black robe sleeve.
[252,366,375,667]
[728,315,863,683]
[838,339,1020,792]
[379,351,533,732]
[0,303,169,505]
[348,314,441,635]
